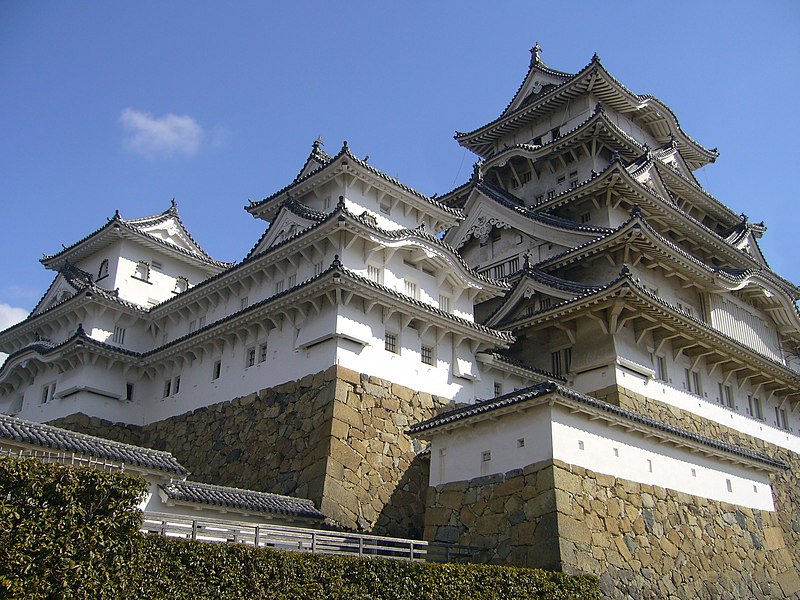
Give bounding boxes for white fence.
[141,512,428,561]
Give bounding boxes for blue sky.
[1,1,799,329]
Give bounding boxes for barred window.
[385,333,398,354]
[421,345,434,366]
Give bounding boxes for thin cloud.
[0,303,29,364]
[120,108,203,158]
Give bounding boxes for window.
[212,360,221,381]
[535,194,544,203]
[718,383,734,408]
[580,212,591,224]
[112,326,126,345]
[41,382,56,404]
[684,369,702,396]
[240,297,249,310]
[288,274,296,287]
[540,297,551,310]
[174,277,188,294]
[133,261,150,282]
[654,355,667,382]
[404,280,419,300]
[189,320,197,333]
[314,261,324,277]
[521,171,532,184]
[557,175,566,185]
[482,450,492,462]
[517,438,525,448]
[547,189,556,200]
[748,395,763,420]
[438,295,450,313]
[173,376,181,395]
[676,302,693,317]
[151,260,163,271]
[493,382,503,397]
[421,345,434,366]
[275,280,284,293]
[125,383,134,401]
[245,347,256,368]
[259,343,268,363]
[163,380,171,398]
[367,264,382,283]
[379,201,392,215]
[551,127,560,140]
[323,196,331,210]
[385,332,398,354]
[551,348,571,377]
[569,170,578,179]
[97,259,109,279]
[198,316,206,328]
[776,407,788,430]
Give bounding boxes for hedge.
[0,456,600,599]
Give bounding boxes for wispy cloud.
[0,303,29,364]
[120,108,203,158]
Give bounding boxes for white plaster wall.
[618,367,800,455]
[428,404,554,487]
[428,402,776,511]
[552,408,775,511]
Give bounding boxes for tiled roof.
[478,351,565,382]
[247,141,464,221]
[159,480,325,520]
[0,413,187,475]
[407,382,787,471]
[41,203,232,270]
[457,53,717,166]
[475,181,612,234]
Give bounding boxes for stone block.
[558,515,592,544]
[763,527,786,551]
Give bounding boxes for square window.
[421,345,434,366]
[245,347,256,368]
[385,333,398,354]
[482,451,492,462]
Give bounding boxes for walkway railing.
[141,512,428,561]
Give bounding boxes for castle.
[1,46,799,598]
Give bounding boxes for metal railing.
[141,512,429,561]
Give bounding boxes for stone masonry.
[52,365,447,537]
[425,458,800,599]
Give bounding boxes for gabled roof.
[485,264,605,327]
[407,381,787,472]
[246,141,463,228]
[159,480,325,520]
[0,413,187,476]
[245,196,326,260]
[445,177,610,251]
[293,137,333,182]
[456,51,718,170]
[30,262,94,316]
[41,201,231,272]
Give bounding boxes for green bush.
[0,456,148,599]
[0,456,600,599]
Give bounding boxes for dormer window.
[133,261,150,282]
[173,277,188,294]
[97,259,109,280]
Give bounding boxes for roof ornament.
[313,136,324,149]
[170,198,177,210]
[620,264,631,277]
[523,250,532,270]
[595,102,604,114]
[471,161,484,182]
[336,195,346,210]
[331,254,342,268]
[740,212,749,223]
[529,41,542,66]
[591,52,601,63]
[611,151,621,164]
[631,205,642,218]
[363,155,369,163]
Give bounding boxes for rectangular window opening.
[212,360,221,381]
[385,333,398,354]
[421,345,434,366]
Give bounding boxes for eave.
[408,382,786,474]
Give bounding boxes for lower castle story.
[51,365,800,600]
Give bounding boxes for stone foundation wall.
[425,459,800,599]
[52,365,446,537]
[593,384,800,586]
